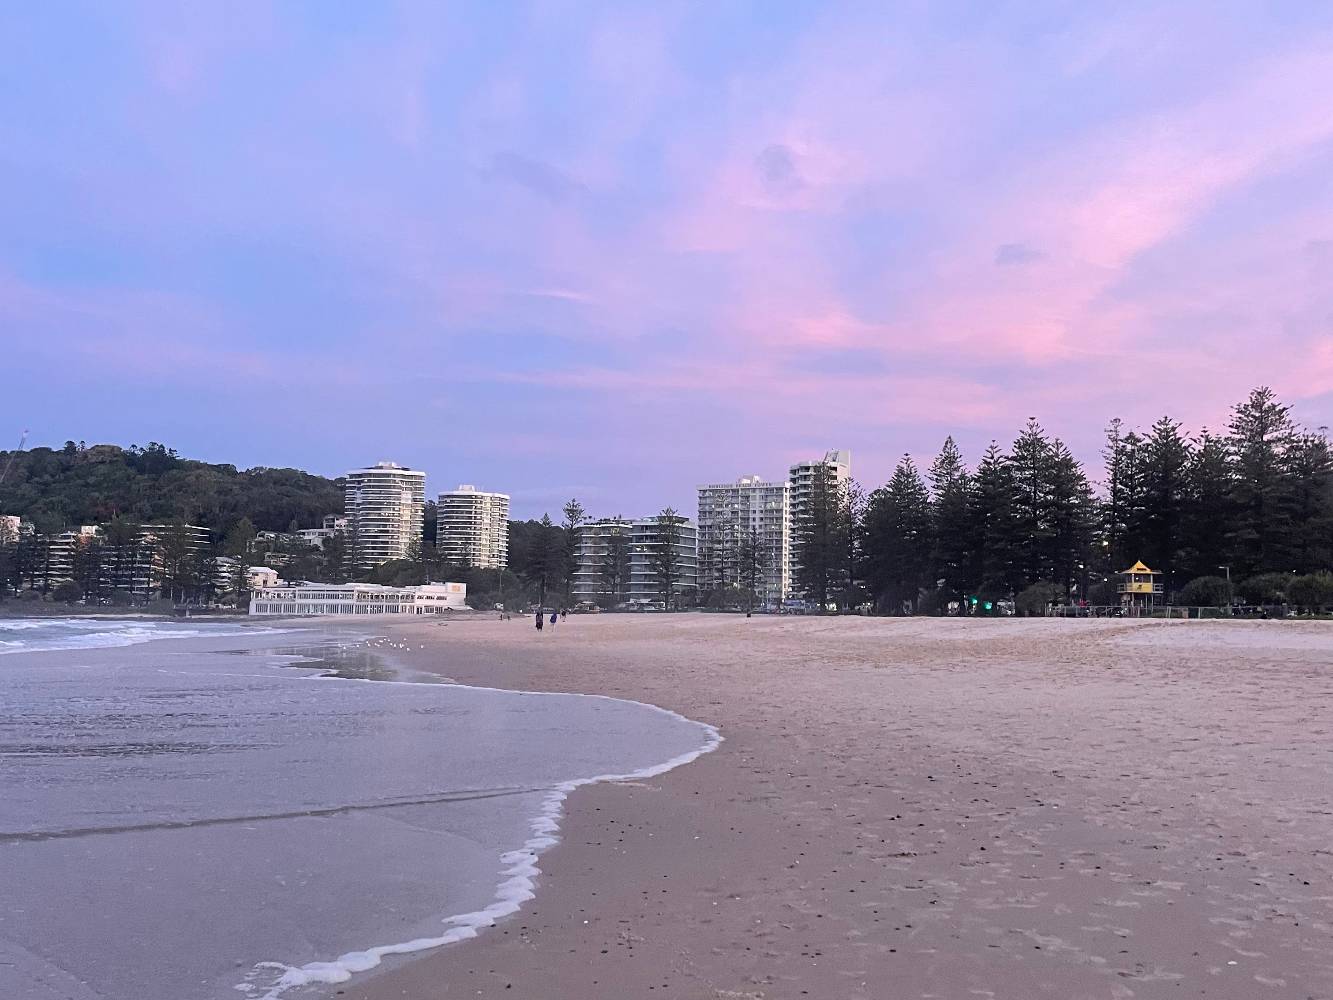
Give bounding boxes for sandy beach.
[336,613,1333,1000]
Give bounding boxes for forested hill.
[0,442,343,536]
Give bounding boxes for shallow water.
[0,620,717,1000]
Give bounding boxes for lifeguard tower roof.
[1118,560,1160,576]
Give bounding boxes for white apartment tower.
[788,449,852,600]
[345,461,426,569]
[696,475,791,607]
[789,449,852,526]
[436,485,510,569]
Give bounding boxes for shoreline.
[0,616,724,1000]
[256,650,723,999]
[341,614,1333,1000]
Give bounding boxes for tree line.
[788,387,1332,613]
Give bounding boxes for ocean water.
[0,616,274,655]
[0,619,719,1000]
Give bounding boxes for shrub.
[1236,572,1291,605]
[916,588,948,617]
[1177,575,1232,607]
[1086,580,1119,606]
[51,580,83,603]
[1286,573,1333,610]
[1016,581,1064,616]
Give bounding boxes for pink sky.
[2,3,1331,515]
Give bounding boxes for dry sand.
[342,614,1333,1000]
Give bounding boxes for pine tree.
[1101,418,1126,572]
[1228,387,1297,574]
[862,456,931,612]
[970,443,1022,597]
[1045,440,1095,599]
[1179,429,1235,582]
[1141,416,1191,589]
[528,514,563,606]
[841,478,867,609]
[1281,430,1333,574]
[792,465,848,611]
[1010,418,1055,583]
[599,525,631,604]
[561,499,586,603]
[1116,431,1149,567]
[736,526,768,613]
[927,437,972,600]
[649,508,684,610]
[102,516,140,602]
[71,534,104,603]
[158,521,201,603]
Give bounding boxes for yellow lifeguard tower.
[1118,560,1163,610]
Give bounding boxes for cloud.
[994,242,1044,266]
[486,151,587,204]
[755,143,804,193]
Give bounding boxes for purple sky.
[3,3,1332,519]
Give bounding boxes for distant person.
[561,608,568,622]
[550,611,559,628]
[535,610,543,632]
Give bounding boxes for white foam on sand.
[238,678,722,1000]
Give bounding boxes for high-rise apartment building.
[696,475,791,607]
[13,522,213,600]
[345,461,426,569]
[16,525,99,593]
[571,515,698,608]
[436,485,510,569]
[789,449,852,528]
[788,449,852,600]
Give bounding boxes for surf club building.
[248,581,468,617]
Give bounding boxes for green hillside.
[0,441,342,536]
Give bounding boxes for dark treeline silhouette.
[809,387,1331,613]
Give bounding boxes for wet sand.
[346,614,1333,1000]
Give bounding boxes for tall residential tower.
[436,485,510,569]
[696,475,791,607]
[789,449,852,601]
[345,461,426,569]
[788,449,852,531]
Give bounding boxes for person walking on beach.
[550,610,558,628]
[561,608,568,622]
[534,609,543,632]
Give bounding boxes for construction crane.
[0,429,28,486]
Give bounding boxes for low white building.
[248,581,468,617]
